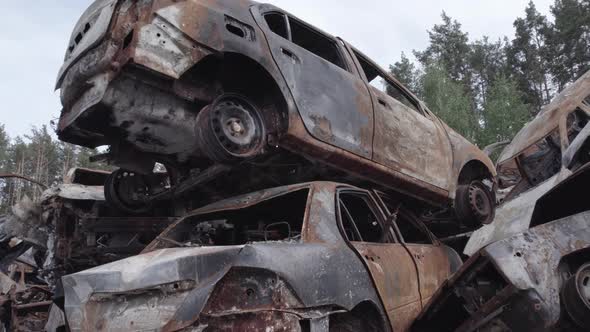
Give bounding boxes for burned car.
[412,164,590,332]
[62,182,462,331]
[412,71,590,332]
[0,168,176,332]
[465,70,590,256]
[55,0,496,227]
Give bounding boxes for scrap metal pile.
[2,0,590,331]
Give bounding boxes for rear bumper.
[56,0,119,89]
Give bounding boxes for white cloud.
[0,0,553,137]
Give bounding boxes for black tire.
[455,180,495,228]
[196,94,266,164]
[562,263,590,329]
[104,169,152,215]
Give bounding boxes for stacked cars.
[56,0,496,228]
[413,70,590,332]
[6,0,586,331]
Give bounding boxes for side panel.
[371,88,453,190]
[252,5,374,159]
[353,243,422,332]
[405,244,452,304]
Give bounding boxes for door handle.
[281,47,298,61]
[378,98,389,108]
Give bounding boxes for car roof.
[498,70,590,164]
[183,181,361,218]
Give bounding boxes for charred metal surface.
[0,168,177,331]
[467,70,590,256]
[414,164,590,332]
[55,0,495,225]
[62,181,459,332]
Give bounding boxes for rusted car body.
[61,181,462,332]
[0,168,177,332]
[55,0,495,226]
[465,70,590,256]
[413,164,590,331]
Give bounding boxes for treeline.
[389,0,590,148]
[0,124,109,213]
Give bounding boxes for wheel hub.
[468,182,494,225]
[209,96,264,157]
[226,117,245,137]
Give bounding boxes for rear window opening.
[353,51,421,114]
[264,12,288,39]
[155,189,309,248]
[288,18,346,69]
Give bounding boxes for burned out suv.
[55,0,496,226]
[61,182,462,332]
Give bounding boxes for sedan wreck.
[62,182,462,332]
[55,0,495,227]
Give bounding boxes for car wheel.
[196,94,266,164]
[104,169,152,215]
[562,263,590,329]
[455,180,495,228]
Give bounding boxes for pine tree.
[507,1,553,114]
[389,52,420,92]
[0,125,9,172]
[421,63,478,143]
[479,76,531,149]
[414,12,472,86]
[548,0,590,89]
[469,37,509,108]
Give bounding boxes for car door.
[376,193,453,305]
[337,189,421,332]
[348,49,453,190]
[252,6,374,159]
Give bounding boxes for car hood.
[62,245,243,332]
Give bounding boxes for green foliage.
[478,76,531,148]
[506,1,553,114]
[469,37,509,108]
[421,63,478,142]
[0,125,9,172]
[390,52,420,92]
[389,1,589,149]
[415,12,472,86]
[549,0,590,89]
[0,125,111,213]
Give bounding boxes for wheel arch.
[180,51,291,136]
[457,159,495,185]
[329,300,391,332]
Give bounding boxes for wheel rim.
[468,181,494,225]
[105,169,151,214]
[210,96,264,158]
[575,264,590,308]
[563,263,590,329]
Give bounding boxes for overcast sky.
[0,0,553,138]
